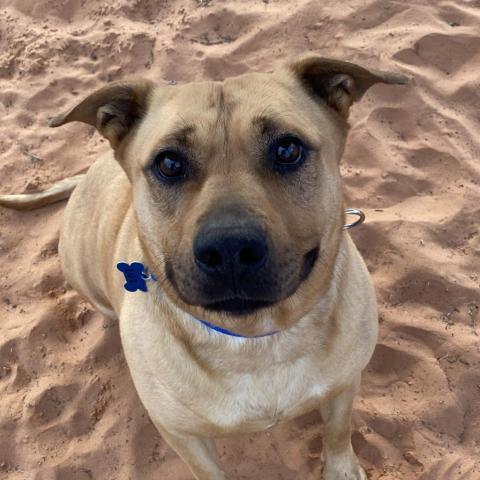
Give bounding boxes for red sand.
[1,1,479,478]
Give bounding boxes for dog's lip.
[300,246,319,282]
[203,297,274,315]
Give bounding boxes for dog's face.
[51,56,407,336]
[131,72,346,333]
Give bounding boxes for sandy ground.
[1,0,479,479]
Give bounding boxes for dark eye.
[271,136,306,172]
[153,151,188,181]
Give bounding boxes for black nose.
[194,224,268,281]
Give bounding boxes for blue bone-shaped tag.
[117,262,155,292]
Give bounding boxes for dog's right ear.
[48,80,154,148]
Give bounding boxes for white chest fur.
[202,344,333,433]
[119,302,360,436]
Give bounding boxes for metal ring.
[343,208,365,230]
[141,271,157,282]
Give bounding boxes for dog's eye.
[153,151,187,181]
[271,136,306,172]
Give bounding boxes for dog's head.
[51,56,407,336]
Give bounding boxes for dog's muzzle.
[193,221,273,314]
[164,203,320,316]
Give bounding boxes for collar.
[116,261,278,338]
[116,208,364,338]
[195,317,278,338]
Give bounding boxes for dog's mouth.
[202,247,318,316]
[300,246,319,282]
[165,245,320,316]
[204,297,274,316]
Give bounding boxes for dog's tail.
[0,174,85,211]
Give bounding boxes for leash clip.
[343,208,365,230]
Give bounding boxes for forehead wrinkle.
[252,114,278,136]
[161,121,196,149]
[251,113,320,148]
[220,86,231,160]
[209,83,232,166]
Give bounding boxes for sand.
[0,0,479,478]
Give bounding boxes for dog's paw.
[323,465,367,480]
[322,453,368,480]
[323,467,368,480]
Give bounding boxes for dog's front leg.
[320,378,367,480]
[156,425,229,480]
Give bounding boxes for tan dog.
[0,56,407,479]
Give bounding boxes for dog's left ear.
[288,56,409,118]
[48,80,154,148]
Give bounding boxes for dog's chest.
[190,348,332,433]
[121,304,341,436]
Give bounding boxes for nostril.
[194,225,268,275]
[198,248,222,269]
[239,246,264,265]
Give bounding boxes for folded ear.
[288,55,409,118]
[48,80,154,148]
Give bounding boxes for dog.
[0,55,408,479]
